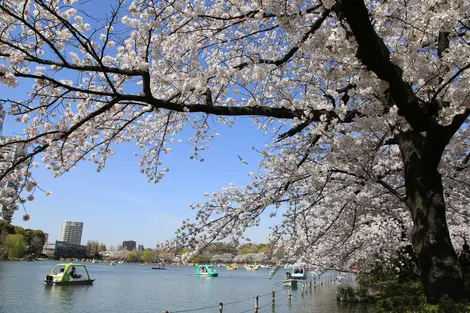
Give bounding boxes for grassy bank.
[336,273,470,312]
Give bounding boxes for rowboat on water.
[152,264,167,270]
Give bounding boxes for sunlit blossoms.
[1,0,470,302]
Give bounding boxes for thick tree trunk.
[400,134,466,303]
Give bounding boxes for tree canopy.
[0,220,46,257]
[142,248,155,263]
[0,0,470,303]
[4,233,26,259]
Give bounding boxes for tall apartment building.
[122,240,136,251]
[0,114,27,222]
[137,244,144,251]
[59,221,84,245]
[44,233,49,243]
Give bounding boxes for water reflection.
[43,284,94,312]
[196,275,215,297]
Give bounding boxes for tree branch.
[340,0,428,131]
[235,8,331,70]
[0,97,121,181]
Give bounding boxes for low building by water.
[42,242,56,257]
[51,241,87,259]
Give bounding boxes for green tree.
[142,249,154,263]
[239,247,253,255]
[239,244,259,254]
[177,247,191,255]
[189,255,211,264]
[0,220,15,236]
[4,234,26,259]
[257,244,269,253]
[29,235,45,255]
[127,251,139,263]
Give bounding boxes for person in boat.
[69,266,82,279]
[286,272,292,280]
[201,266,207,273]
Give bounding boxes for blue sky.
[5,110,279,247]
[0,0,287,248]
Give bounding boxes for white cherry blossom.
[0,0,469,303]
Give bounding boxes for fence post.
[219,303,223,313]
[272,291,275,306]
[255,295,259,313]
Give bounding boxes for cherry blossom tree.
[1,0,470,303]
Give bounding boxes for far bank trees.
[0,220,46,258]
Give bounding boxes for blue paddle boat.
[195,264,218,277]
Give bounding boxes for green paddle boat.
[45,263,95,285]
[195,264,218,277]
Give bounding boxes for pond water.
[0,261,375,313]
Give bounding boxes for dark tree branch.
[198,4,322,21]
[437,31,450,58]
[423,108,470,169]
[235,8,331,70]
[0,51,142,76]
[340,0,428,132]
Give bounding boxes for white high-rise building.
[59,221,84,245]
[0,139,27,222]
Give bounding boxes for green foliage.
[258,244,269,253]
[31,235,44,251]
[0,220,16,236]
[0,220,46,258]
[176,247,191,255]
[189,255,211,264]
[127,251,139,262]
[4,234,26,259]
[338,266,470,313]
[207,242,237,254]
[239,247,254,254]
[142,249,154,263]
[335,286,358,302]
[375,280,428,312]
[377,295,470,313]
